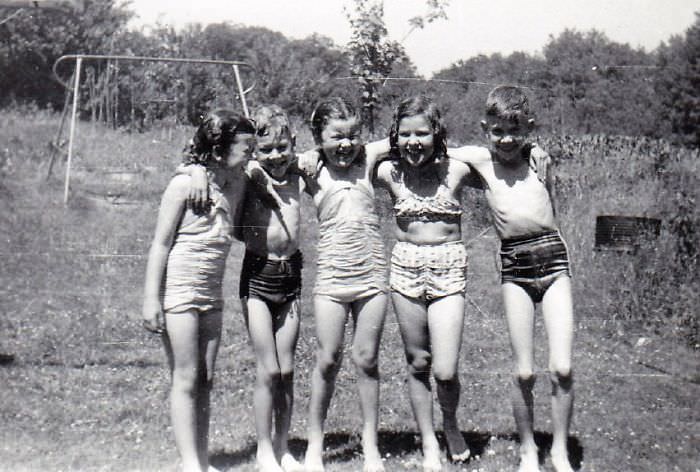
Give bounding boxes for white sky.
[126,0,699,76]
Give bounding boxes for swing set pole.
[63,56,82,204]
[52,54,256,204]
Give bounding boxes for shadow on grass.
[210,441,257,470]
[210,429,586,469]
[532,431,584,470]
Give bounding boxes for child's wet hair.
[183,109,255,166]
[485,85,531,122]
[309,97,360,145]
[254,104,292,139]
[389,95,447,160]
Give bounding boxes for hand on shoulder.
[447,145,491,165]
[296,149,323,178]
[527,143,551,183]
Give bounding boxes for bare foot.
[361,438,384,472]
[443,427,469,462]
[279,453,303,472]
[550,450,575,472]
[362,455,385,472]
[303,444,325,472]
[257,450,284,472]
[422,439,442,472]
[517,449,541,472]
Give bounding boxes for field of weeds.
[0,109,697,471]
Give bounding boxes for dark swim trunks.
[499,230,571,303]
[239,250,303,306]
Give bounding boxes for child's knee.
[172,366,199,394]
[351,347,378,375]
[407,350,432,376]
[432,364,458,383]
[316,349,343,378]
[549,367,573,390]
[258,365,282,387]
[512,371,536,390]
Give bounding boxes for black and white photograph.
[1,1,697,471]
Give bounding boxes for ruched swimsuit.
[313,179,388,303]
[162,182,234,314]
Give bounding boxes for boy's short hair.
[389,95,447,160]
[183,109,255,166]
[253,104,292,140]
[485,85,532,122]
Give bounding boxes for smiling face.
[319,117,363,169]
[255,129,295,179]
[481,115,534,165]
[397,113,435,167]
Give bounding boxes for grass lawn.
[1,113,698,471]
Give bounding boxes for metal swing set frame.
[51,54,256,204]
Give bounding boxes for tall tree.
[0,0,132,108]
[345,0,406,136]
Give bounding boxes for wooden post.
[64,56,82,204]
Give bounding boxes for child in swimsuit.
[374,96,482,471]
[185,99,391,472]
[300,97,390,472]
[238,105,306,472]
[449,85,575,472]
[142,110,255,472]
[181,105,305,472]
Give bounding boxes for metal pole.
[45,82,72,180]
[64,56,82,204]
[232,64,249,118]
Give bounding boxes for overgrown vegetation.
[1,3,698,146]
[1,3,698,470]
[1,107,698,472]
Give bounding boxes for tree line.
[0,0,697,147]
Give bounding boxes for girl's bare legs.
[502,283,540,472]
[165,309,222,472]
[427,295,469,461]
[542,277,575,472]
[392,293,441,471]
[196,310,223,470]
[244,298,285,472]
[350,293,388,472]
[304,296,349,472]
[271,300,302,472]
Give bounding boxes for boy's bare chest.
[483,164,548,206]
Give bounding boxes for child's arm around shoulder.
[142,174,190,334]
[245,160,284,208]
[447,145,491,190]
[528,144,557,214]
[528,143,552,185]
[174,162,209,212]
[365,137,391,168]
[447,145,492,167]
[374,158,396,191]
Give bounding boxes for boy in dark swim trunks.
[449,86,575,472]
[237,105,305,472]
[183,105,305,472]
